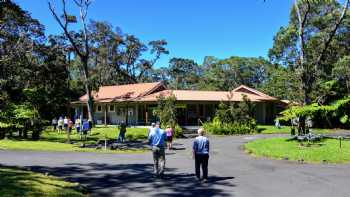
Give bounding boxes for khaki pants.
[152,146,165,176]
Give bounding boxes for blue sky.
[15,0,293,67]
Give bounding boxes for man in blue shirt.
[193,128,210,181]
[148,122,167,178]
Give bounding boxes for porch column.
[145,104,148,125]
[135,104,139,125]
[104,104,107,126]
[196,104,200,125]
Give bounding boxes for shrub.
[203,117,257,135]
[203,94,257,135]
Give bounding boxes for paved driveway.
[1,135,350,197]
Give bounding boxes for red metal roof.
[73,82,277,104]
[75,82,165,103]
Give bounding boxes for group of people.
[51,116,91,139]
[148,122,210,182]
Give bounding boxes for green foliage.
[197,56,272,91]
[204,95,257,135]
[203,117,256,135]
[153,94,183,136]
[279,96,350,127]
[167,58,201,90]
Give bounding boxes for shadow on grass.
[10,163,235,196]
[0,165,85,197]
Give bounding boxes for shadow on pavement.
[3,163,235,196]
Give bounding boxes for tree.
[153,94,182,136]
[87,21,169,85]
[333,56,350,92]
[0,0,71,139]
[260,66,302,101]
[168,58,201,89]
[197,56,272,91]
[49,0,95,123]
[269,0,350,105]
[269,0,350,134]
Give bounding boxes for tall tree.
[168,58,201,90]
[48,0,94,123]
[87,21,169,85]
[197,56,272,91]
[269,0,350,104]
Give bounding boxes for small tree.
[204,94,257,135]
[216,93,255,124]
[153,94,182,136]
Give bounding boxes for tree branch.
[295,0,311,66]
[316,0,350,68]
[48,0,84,58]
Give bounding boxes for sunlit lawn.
[0,167,86,197]
[0,126,148,153]
[257,125,332,134]
[245,137,350,163]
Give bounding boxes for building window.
[117,108,123,115]
[109,105,115,112]
[96,105,102,112]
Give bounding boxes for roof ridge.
[232,85,275,99]
[100,81,161,88]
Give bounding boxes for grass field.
[257,125,331,134]
[0,167,86,197]
[245,137,350,163]
[0,126,148,153]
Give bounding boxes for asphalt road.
[1,134,350,197]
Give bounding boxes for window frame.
[109,105,115,112]
[96,105,102,112]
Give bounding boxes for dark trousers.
[195,154,209,179]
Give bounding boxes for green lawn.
[245,137,350,163]
[257,125,332,134]
[0,126,148,153]
[0,167,86,197]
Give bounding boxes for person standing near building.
[148,122,167,178]
[192,128,210,182]
[63,116,69,132]
[75,117,81,135]
[117,121,127,143]
[82,119,89,141]
[165,126,173,150]
[68,118,73,133]
[52,117,58,131]
[58,116,64,134]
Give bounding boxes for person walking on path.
[147,122,156,137]
[165,126,173,150]
[148,122,167,178]
[117,121,127,143]
[193,128,210,182]
[52,117,58,131]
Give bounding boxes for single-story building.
[71,82,281,126]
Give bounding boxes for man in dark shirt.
[192,128,210,181]
[117,121,127,143]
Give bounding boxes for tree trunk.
[125,104,129,126]
[82,58,94,125]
